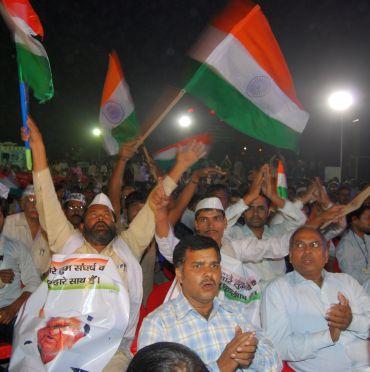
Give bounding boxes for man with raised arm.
[21,117,205,371]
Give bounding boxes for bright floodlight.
[92,128,102,137]
[328,91,353,111]
[178,115,192,128]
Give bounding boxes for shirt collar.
[292,269,329,286]
[174,292,234,320]
[15,212,29,227]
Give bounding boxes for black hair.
[0,197,9,218]
[127,342,209,372]
[289,226,327,249]
[173,234,221,268]
[337,184,351,193]
[347,205,370,224]
[125,191,147,209]
[206,184,230,197]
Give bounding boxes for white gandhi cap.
[195,197,224,213]
[89,193,115,214]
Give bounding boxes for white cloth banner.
[10,254,130,372]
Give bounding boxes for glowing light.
[178,115,192,128]
[92,128,102,137]
[328,91,353,111]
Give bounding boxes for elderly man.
[62,192,87,229]
[336,205,370,285]
[0,197,41,343]
[22,117,205,371]
[139,234,280,371]
[261,226,370,372]
[3,184,51,276]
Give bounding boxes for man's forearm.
[167,162,188,184]
[108,158,127,216]
[32,140,48,172]
[168,180,197,225]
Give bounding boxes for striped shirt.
[139,293,280,371]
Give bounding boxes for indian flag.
[99,51,140,155]
[185,0,309,151]
[2,0,54,102]
[154,133,212,170]
[276,160,288,199]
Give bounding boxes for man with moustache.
[0,197,41,343]
[62,192,87,229]
[3,184,51,276]
[261,227,370,372]
[138,234,280,371]
[22,117,205,371]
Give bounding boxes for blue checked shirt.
[138,293,281,371]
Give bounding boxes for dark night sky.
[1,0,369,174]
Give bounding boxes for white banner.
[10,254,130,372]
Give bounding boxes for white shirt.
[227,200,306,288]
[336,230,370,285]
[261,270,370,372]
[0,234,41,308]
[3,212,51,275]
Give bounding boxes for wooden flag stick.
[136,89,186,147]
[142,146,159,182]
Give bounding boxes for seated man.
[336,205,370,285]
[139,234,280,371]
[261,226,370,372]
[22,117,205,371]
[0,197,41,343]
[3,185,51,276]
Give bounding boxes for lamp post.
[328,91,353,181]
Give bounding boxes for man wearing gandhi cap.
[155,182,304,326]
[22,117,206,371]
[3,184,51,276]
[62,192,87,229]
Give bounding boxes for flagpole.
[136,89,186,147]
[18,67,32,171]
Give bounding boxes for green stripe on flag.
[111,111,140,143]
[16,43,53,103]
[185,62,300,151]
[277,186,288,199]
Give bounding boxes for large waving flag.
[2,0,54,102]
[185,0,309,151]
[154,133,212,170]
[99,51,140,155]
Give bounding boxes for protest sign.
[10,254,130,372]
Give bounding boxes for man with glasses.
[62,192,87,229]
[261,226,370,371]
[3,185,51,276]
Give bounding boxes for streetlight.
[92,127,102,137]
[178,115,192,128]
[328,90,354,181]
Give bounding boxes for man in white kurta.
[261,226,370,372]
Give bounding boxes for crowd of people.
[0,117,369,371]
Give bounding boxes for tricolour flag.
[2,0,54,102]
[185,0,309,151]
[276,160,288,199]
[99,51,140,155]
[154,133,212,170]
